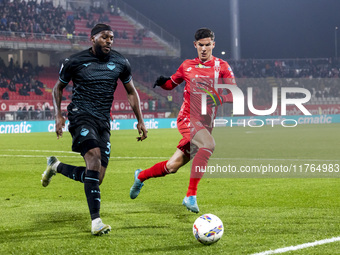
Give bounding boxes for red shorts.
[176,117,212,158]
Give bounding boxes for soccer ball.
[193,213,224,245]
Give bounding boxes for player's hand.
[153,76,170,88]
[207,94,223,107]
[136,121,148,141]
[55,115,66,139]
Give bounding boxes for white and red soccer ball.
[193,213,224,245]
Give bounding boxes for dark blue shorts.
[68,113,111,168]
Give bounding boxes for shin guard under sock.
[138,161,169,182]
[84,170,101,220]
[186,148,213,197]
[57,163,86,183]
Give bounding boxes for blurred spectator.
[0,0,68,39]
[28,106,34,118]
[34,86,43,96]
[2,91,9,99]
[0,77,8,88]
[19,82,30,96]
[121,30,128,39]
[44,104,52,119]
[86,19,95,29]
[113,29,119,39]
[36,108,43,119]
[16,107,24,120]
[8,81,16,92]
[22,106,28,119]
[99,13,109,23]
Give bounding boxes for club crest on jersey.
[214,65,221,73]
[80,128,89,137]
[107,62,116,70]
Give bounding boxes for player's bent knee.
[166,162,180,173]
[203,141,215,151]
[84,148,102,170]
[168,167,178,174]
[98,173,106,185]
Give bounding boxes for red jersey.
[170,56,235,126]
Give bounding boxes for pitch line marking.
[210,158,337,162]
[3,149,78,154]
[0,154,169,159]
[0,149,338,162]
[251,236,340,255]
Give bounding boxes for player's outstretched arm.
[153,76,178,90]
[52,80,67,139]
[124,80,148,141]
[153,76,170,88]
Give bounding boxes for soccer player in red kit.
[130,28,235,213]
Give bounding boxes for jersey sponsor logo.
[83,63,91,67]
[107,62,116,70]
[195,64,211,69]
[80,128,89,137]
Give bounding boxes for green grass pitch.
[0,124,339,254]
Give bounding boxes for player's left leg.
[183,128,215,213]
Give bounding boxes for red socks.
[137,147,213,197]
[186,148,213,197]
[138,160,169,182]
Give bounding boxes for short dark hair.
[194,28,215,41]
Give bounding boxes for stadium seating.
[73,14,164,50]
[37,67,152,102]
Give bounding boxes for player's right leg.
[83,147,111,235]
[182,195,199,213]
[41,157,86,187]
[41,156,60,187]
[129,168,144,199]
[91,218,111,236]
